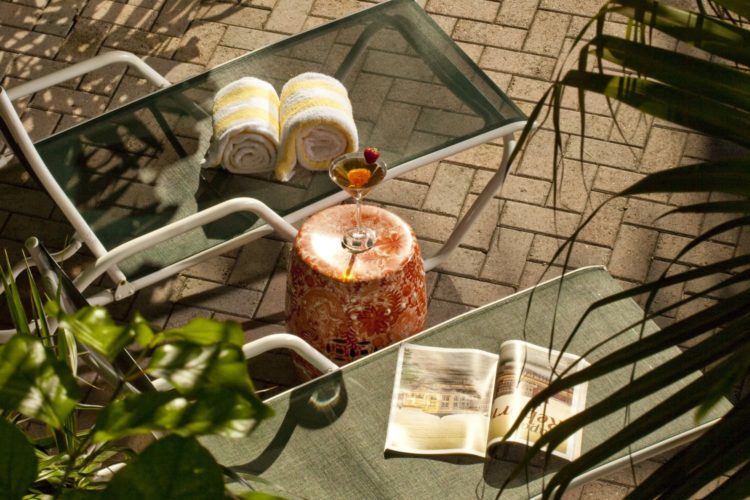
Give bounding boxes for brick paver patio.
[0,0,742,497]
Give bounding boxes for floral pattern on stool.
[287,204,427,377]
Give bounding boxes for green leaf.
[615,0,750,66]
[130,313,155,347]
[146,342,256,398]
[93,389,271,442]
[620,160,750,197]
[1,258,30,336]
[592,34,750,111]
[104,435,224,500]
[709,0,750,19]
[0,419,38,500]
[58,306,134,361]
[561,71,750,149]
[0,335,80,428]
[631,397,750,498]
[154,317,245,348]
[238,492,287,500]
[664,200,750,214]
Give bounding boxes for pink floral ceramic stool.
[286,204,427,377]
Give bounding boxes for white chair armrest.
[6,50,169,101]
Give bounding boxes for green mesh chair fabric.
[33,0,526,281]
[200,266,731,499]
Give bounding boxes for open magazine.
[384,340,589,461]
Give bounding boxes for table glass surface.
[33,0,526,279]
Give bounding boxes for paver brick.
[547,158,597,213]
[220,25,285,52]
[0,183,54,217]
[419,239,485,277]
[433,274,513,307]
[501,199,580,237]
[139,55,205,84]
[515,129,569,181]
[608,224,658,282]
[579,481,631,499]
[528,234,611,269]
[55,18,110,62]
[426,0,499,22]
[524,10,570,57]
[423,162,474,216]
[453,20,526,50]
[19,106,60,142]
[518,261,562,289]
[624,198,703,237]
[265,0,313,34]
[310,0,366,19]
[176,277,262,317]
[645,259,688,317]
[565,134,640,171]
[152,0,199,37]
[182,255,235,284]
[369,178,428,208]
[480,46,557,80]
[34,0,86,37]
[656,233,734,268]
[429,14,457,35]
[173,21,226,65]
[389,206,455,242]
[199,3,268,30]
[447,143,505,169]
[0,25,63,58]
[496,173,550,205]
[609,102,652,147]
[576,191,626,247]
[30,86,108,117]
[497,0,539,28]
[81,1,158,30]
[542,107,613,140]
[400,161,437,185]
[458,194,501,251]
[206,45,246,68]
[228,237,284,290]
[481,227,534,284]
[103,25,181,57]
[640,126,687,173]
[0,2,41,30]
[253,269,287,321]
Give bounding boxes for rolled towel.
[275,72,358,181]
[204,77,280,175]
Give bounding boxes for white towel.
[204,77,280,175]
[275,72,358,181]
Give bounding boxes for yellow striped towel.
[275,72,358,181]
[204,77,280,175]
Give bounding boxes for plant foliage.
[501,0,750,498]
[0,264,273,499]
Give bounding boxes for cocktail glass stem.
[354,195,363,233]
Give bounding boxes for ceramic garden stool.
[286,204,427,378]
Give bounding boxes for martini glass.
[329,151,387,253]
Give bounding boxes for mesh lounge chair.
[0,0,528,340]
[199,266,733,498]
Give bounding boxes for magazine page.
[486,340,589,461]
[384,343,499,457]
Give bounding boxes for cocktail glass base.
[342,227,376,253]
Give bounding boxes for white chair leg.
[423,134,517,272]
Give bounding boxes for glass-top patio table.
[8,0,527,303]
